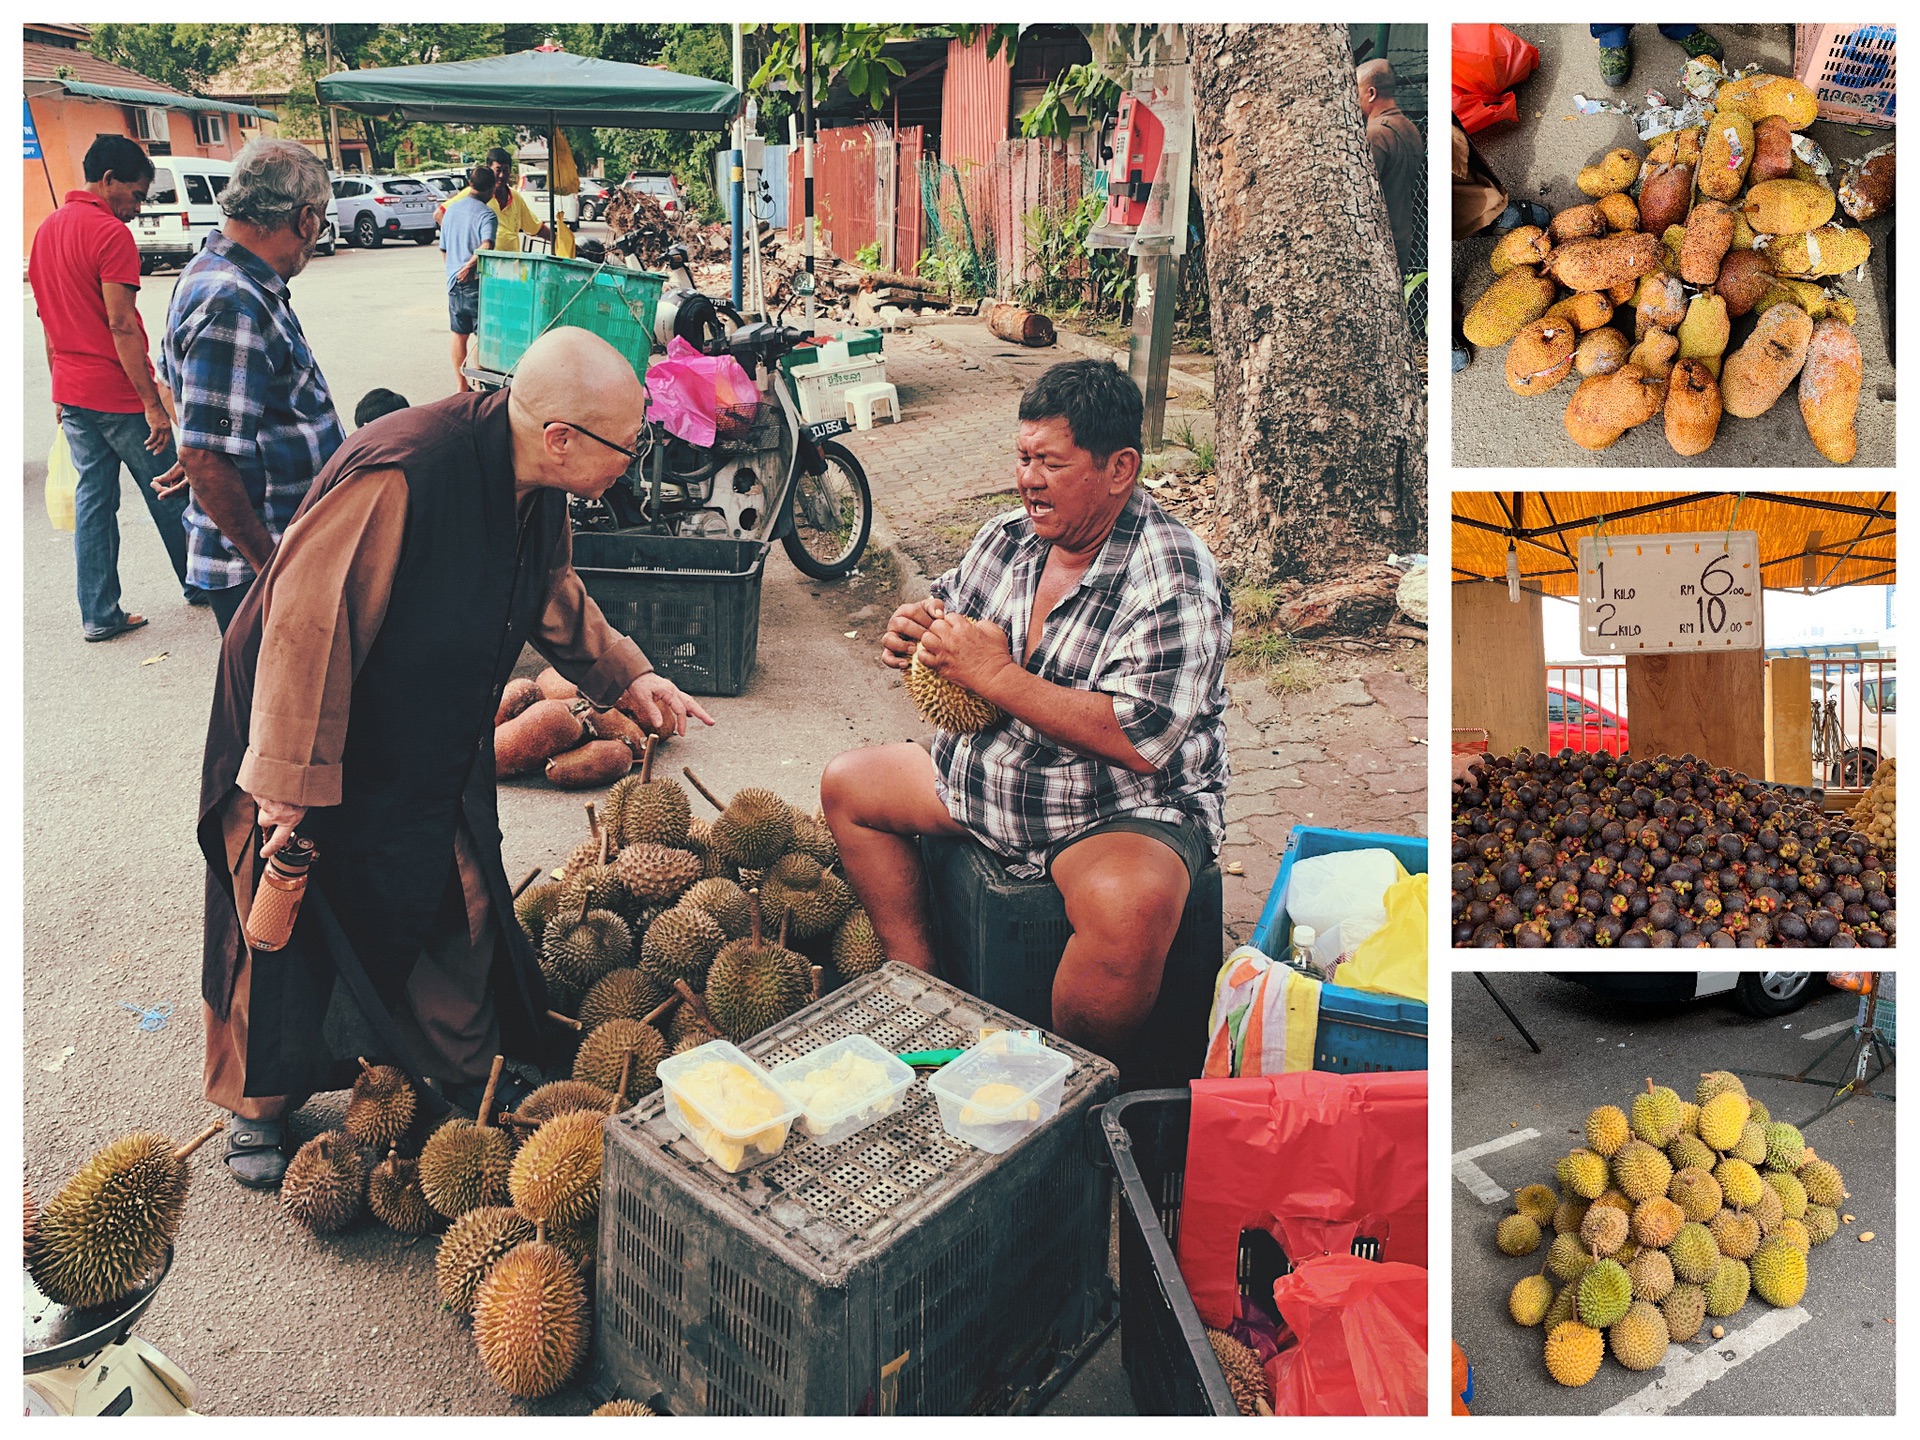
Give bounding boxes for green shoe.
[1675,28,1725,63]
[1598,44,1631,88]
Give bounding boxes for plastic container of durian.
[657,1040,803,1173]
[771,1035,916,1146]
[926,1033,1074,1154]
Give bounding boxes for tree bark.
[1189,24,1427,591]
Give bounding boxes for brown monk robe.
[198,331,712,1162]
[1357,58,1423,274]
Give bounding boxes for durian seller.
[197,329,713,1188]
[822,359,1231,1058]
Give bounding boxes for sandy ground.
[1452,23,1895,468]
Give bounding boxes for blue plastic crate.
[1315,983,1428,1073]
[1250,824,1429,957]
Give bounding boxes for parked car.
[1813,670,1896,786]
[332,174,439,248]
[135,157,338,269]
[576,177,612,222]
[410,169,467,199]
[623,172,687,215]
[1546,684,1629,756]
[516,171,578,227]
[1553,970,1826,1017]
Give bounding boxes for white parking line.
[1601,1308,1811,1415]
[1452,1128,1541,1204]
[1800,1018,1855,1042]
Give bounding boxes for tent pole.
[801,22,816,326]
[548,111,557,245]
[731,23,745,310]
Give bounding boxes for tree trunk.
[1189,24,1427,591]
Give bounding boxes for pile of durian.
[1851,757,1895,854]
[1496,1071,1849,1390]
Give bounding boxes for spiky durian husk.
[28,1133,189,1307]
[710,788,795,868]
[1204,1328,1270,1415]
[542,910,634,991]
[515,882,564,944]
[418,1119,512,1219]
[471,1238,591,1398]
[905,649,1001,733]
[684,818,732,880]
[559,863,626,918]
[369,1150,441,1234]
[509,1111,604,1229]
[594,1399,659,1415]
[578,967,669,1032]
[622,779,692,849]
[282,1131,367,1234]
[705,938,810,1041]
[758,853,854,941]
[345,1063,419,1150]
[435,1206,534,1314]
[639,905,726,988]
[521,1080,617,1127]
[680,878,752,939]
[831,908,887,979]
[613,843,702,906]
[788,813,840,867]
[572,1018,667,1102]
[667,1002,720,1049]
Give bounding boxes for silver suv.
[331,174,439,248]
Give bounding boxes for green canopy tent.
[317,50,740,234]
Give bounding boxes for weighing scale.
[24,1246,196,1415]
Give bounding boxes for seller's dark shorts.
[448,281,480,335]
[1046,812,1214,887]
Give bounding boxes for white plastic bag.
[1285,848,1403,972]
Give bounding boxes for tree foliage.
[86,22,251,92]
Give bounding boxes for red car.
[1547,685,1629,755]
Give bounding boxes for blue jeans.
[61,405,192,635]
[1590,25,1703,48]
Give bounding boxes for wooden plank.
[1765,657,1813,785]
[1453,582,1548,756]
[1625,652,1767,776]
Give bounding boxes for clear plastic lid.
[656,1039,802,1144]
[771,1035,916,1138]
[925,1032,1073,1124]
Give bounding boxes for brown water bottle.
[245,835,317,952]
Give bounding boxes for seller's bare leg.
[1050,832,1190,1056]
[821,742,968,971]
[452,331,472,393]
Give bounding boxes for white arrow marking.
[1602,1307,1812,1415]
[1452,1127,1541,1205]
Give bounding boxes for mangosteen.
[1716,832,1744,859]
[1551,927,1585,948]
[1860,926,1887,949]
[1515,920,1550,948]
[1650,929,1676,948]
[1844,903,1871,928]
[1867,891,1891,915]
[1708,930,1737,947]
[1758,828,1780,851]
[1550,881,1580,910]
[1648,900,1678,932]
[1774,913,1810,944]
[1493,902,1523,931]
[1470,923,1505,948]
[1808,913,1840,944]
[1722,892,1749,916]
[1474,875,1502,903]
[1619,929,1650,948]
[1627,893,1651,920]
[1746,913,1773,944]
[1497,861,1525,893]
[1453,920,1476,945]
[1679,933,1712,948]
[1468,899,1492,925]
[1830,931,1858,948]
[1545,910,1573,934]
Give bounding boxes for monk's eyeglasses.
[544,420,640,462]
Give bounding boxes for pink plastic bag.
[644,336,758,448]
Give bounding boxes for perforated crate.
[1794,24,1897,126]
[596,965,1119,1415]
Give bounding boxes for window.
[236,113,257,130]
[147,167,179,205]
[209,175,229,197]
[193,112,226,146]
[1546,692,1566,724]
[383,179,429,196]
[184,174,213,205]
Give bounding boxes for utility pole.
[319,24,344,173]
[800,23,816,325]
[1126,26,1188,452]
[730,24,745,311]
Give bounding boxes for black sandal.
[224,1117,290,1189]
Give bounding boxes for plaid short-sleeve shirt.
[929,486,1232,876]
[162,232,345,591]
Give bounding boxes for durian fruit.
[1591,1188,1634,1219]
[614,843,702,907]
[282,1130,368,1234]
[1669,1222,1720,1283]
[1732,1122,1769,1167]
[830,907,887,980]
[708,786,796,870]
[1762,1123,1806,1174]
[1797,1158,1845,1207]
[1775,1217,1813,1254]
[905,627,1004,734]
[345,1059,419,1151]
[1630,1080,1684,1145]
[684,818,731,880]
[704,892,811,1042]
[1579,1205,1627,1257]
[516,882,564,944]
[1542,1281,1579,1332]
[24,1184,37,1269]
[543,909,635,994]
[1662,1282,1708,1342]
[471,1228,591,1398]
[1669,1166,1723,1222]
[1205,1328,1272,1416]
[1709,1206,1761,1260]
[1763,1170,1808,1220]
[521,1080,618,1127]
[573,1018,667,1104]
[1750,1236,1808,1307]
[578,967,668,1033]
[1499,1213,1544,1256]
[1714,1157,1765,1210]
[369,1147,441,1234]
[680,878,752,940]
[640,906,726,989]
[1514,1183,1559,1226]
[1576,1257,1632,1328]
[419,1058,513,1220]
[1609,1299,1671,1371]
[667,1000,721,1051]
[1697,1070,1747,1106]
[1631,1196,1684,1249]
[1746,1098,1772,1126]
[1584,1105,1630,1157]
[1510,1270,1555,1325]
[605,744,693,849]
[1556,1149,1608,1200]
[672,1031,712,1056]
[510,1110,604,1229]
[546,1213,599,1271]
[1612,1140,1673,1203]
[1544,1321,1604,1387]
[594,1399,659,1416]
[1704,1256,1750,1316]
[28,1120,222,1308]
[1626,1246,1674,1303]
[1676,1101,1701,1138]
[436,1206,534,1315]
[1551,1196,1591,1236]
[757,853,854,941]
[1803,1203,1840,1245]
[1749,1179,1784,1236]
[1667,1133,1716,1174]
[788,812,840,868]
[559,863,628,921]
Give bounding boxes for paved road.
[1453,23,1895,468]
[1452,972,1894,1415]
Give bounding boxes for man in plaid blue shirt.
[823,360,1231,1055]
[158,139,344,630]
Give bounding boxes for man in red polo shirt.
[29,134,200,641]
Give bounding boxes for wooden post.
[1453,581,1548,755]
[1765,657,1813,785]
[1625,653,1767,777]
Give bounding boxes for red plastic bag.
[1452,23,1540,134]
[1265,1255,1427,1416]
[643,336,759,448]
[1175,1071,1427,1329]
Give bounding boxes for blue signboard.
[25,98,43,160]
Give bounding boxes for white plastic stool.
[844,380,900,431]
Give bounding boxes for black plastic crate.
[597,965,1118,1415]
[572,532,766,697]
[921,835,1223,1090]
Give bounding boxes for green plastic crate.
[776,327,884,380]
[475,252,663,384]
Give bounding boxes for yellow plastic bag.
[45,428,77,532]
[1335,872,1428,1003]
[553,217,577,260]
[551,128,578,195]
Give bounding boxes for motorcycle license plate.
[805,416,849,442]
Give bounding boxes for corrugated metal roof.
[43,80,275,120]
[23,42,275,119]
[1453,491,1895,594]
[941,36,1011,171]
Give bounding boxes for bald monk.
[198,329,714,1187]
[1357,58,1421,274]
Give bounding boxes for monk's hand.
[880,597,945,671]
[918,614,1013,698]
[253,796,308,859]
[619,673,716,739]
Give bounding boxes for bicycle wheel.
[782,439,873,580]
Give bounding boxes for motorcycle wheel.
[782,440,873,580]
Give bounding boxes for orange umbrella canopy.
[1452,491,1895,596]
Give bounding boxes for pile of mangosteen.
[1452,748,1894,947]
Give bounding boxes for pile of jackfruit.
[1495,1071,1853,1391]
[1463,69,1890,464]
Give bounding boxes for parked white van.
[136,156,339,271]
